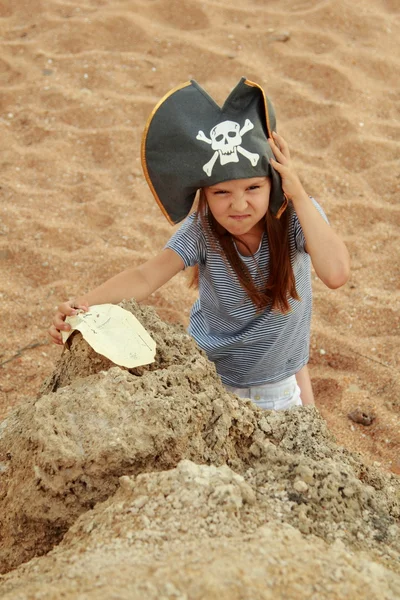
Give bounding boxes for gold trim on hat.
[141,81,192,225]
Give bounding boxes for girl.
[49,78,350,410]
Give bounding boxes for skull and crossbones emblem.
[196,118,260,176]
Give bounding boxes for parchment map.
[61,304,156,368]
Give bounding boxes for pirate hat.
[141,77,287,225]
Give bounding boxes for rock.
[0,461,399,600]
[348,407,376,426]
[293,480,308,493]
[268,31,291,42]
[0,303,399,597]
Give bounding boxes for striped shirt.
[166,199,327,387]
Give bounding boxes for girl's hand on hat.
[48,300,89,345]
[270,133,350,288]
[268,132,305,201]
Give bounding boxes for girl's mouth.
[229,215,250,220]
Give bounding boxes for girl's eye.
[214,190,228,195]
[248,185,260,191]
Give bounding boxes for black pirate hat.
[141,77,287,225]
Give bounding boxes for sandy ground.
[0,0,399,474]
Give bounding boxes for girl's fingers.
[53,310,70,329]
[48,325,64,345]
[53,305,77,331]
[269,157,285,174]
[58,300,79,315]
[49,299,89,346]
[268,138,286,164]
[271,131,291,160]
[272,130,286,145]
[57,300,88,318]
[69,301,89,313]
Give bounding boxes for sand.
[0,0,399,477]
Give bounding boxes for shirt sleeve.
[165,213,207,268]
[293,197,329,253]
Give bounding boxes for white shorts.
[224,375,302,411]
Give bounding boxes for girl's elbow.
[323,262,351,289]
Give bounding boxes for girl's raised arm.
[287,189,350,289]
[269,132,350,289]
[49,248,185,344]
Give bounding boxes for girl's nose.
[231,192,248,211]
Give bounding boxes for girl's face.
[204,176,271,238]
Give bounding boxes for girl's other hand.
[48,300,89,345]
[268,132,304,201]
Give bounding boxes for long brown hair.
[190,189,299,313]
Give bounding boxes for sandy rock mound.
[0,303,399,594]
[1,461,399,600]
[0,359,243,573]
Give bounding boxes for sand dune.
[0,0,399,479]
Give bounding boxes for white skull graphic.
[196,118,260,176]
[210,121,241,165]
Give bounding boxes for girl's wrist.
[286,185,309,205]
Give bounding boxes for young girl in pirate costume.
[49,78,350,410]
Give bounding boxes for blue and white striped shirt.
[166,200,327,387]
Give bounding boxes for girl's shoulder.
[290,196,328,252]
[165,212,207,267]
[176,212,208,241]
